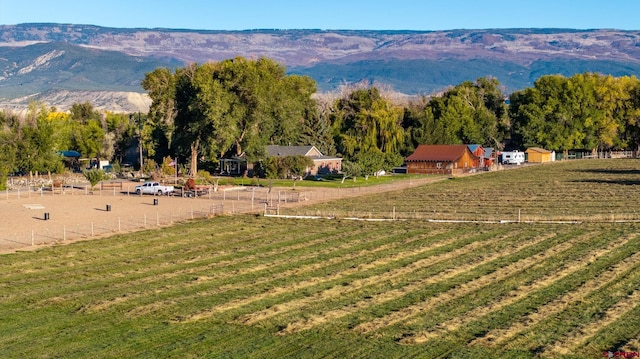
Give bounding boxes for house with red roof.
[405,144,480,175]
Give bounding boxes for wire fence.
[271,206,640,224]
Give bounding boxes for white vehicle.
[135,182,175,195]
[500,151,525,165]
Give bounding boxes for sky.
[0,0,638,31]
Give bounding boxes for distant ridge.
[1,23,640,111]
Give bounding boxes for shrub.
[83,169,106,189]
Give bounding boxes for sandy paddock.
[0,176,444,253]
[0,182,249,253]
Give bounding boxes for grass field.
[1,159,639,358]
[289,159,640,222]
[231,173,432,189]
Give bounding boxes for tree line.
[1,56,640,186]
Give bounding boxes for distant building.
[467,144,485,168]
[265,145,342,176]
[526,147,553,163]
[405,144,479,175]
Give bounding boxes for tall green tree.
[509,73,639,154]
[143,56,316,175]
[141,67,177,158]
[171,63,234,175]
[15,103,64,173]
[423,78,507,148]
[332,87,404,159]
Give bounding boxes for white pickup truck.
[135,182,175,195]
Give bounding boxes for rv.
[500,150,525,165]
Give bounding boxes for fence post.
[118,217,121,232]
[91,222,94,236]
[31,230,34,246]
[518,209,521,223]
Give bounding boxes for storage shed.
[526,147,553,163]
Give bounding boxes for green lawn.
[230,173,433,189]
[1,159,640,358]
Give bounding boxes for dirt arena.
[0,176,444,253]
[0,182,240,253]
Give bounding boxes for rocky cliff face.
[1,24,639,112]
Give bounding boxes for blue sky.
[0,0,638,31]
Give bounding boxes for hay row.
[353,230,597,334]
[184,230,493,322]
[406,232,637,343]
[472,243,640,348]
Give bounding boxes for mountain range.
[1,23,640,112]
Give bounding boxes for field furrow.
[497,249,640,355]
[547,290,640,356]
[472,245,640,348]
[352,229,595,334]
[238,230,522,327]
[125,228,444,317]
[404,232,637,343]
[81,226,386,313]
[183,228,511,322]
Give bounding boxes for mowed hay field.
[289,159,640,222]
[1,160,640,358]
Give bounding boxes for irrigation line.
[264,214,583,224]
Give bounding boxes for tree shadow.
[575,168,640,175]
[572,179,640,186]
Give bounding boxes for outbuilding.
[526,147,553,163]
[405,144,479,175]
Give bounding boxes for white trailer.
[500,151,525,165]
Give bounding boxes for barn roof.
[405,144,475,162]
[467,144,482,153]
[484,147,495,159]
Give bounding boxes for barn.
[405,144,479,175]
[467,144,485,168]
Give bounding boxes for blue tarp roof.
[59,150,81,157]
